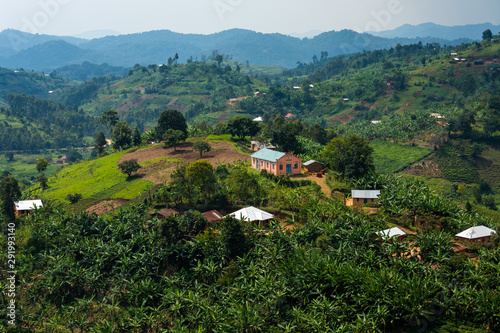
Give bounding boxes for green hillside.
[0,67,74,104]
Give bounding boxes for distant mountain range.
[368,22,500,41]
[0,27,473,71]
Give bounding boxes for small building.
[342,98,349,102]
[376,227,406,242]
[254,91,262,97]
[303,160,324,173]
[349,190,381,207]
[227,206,274,223]
[14,200,43,216]
[284,113,296,119]
[455,226,496,243]
[202,210,223,222]
[371,120,381,125]
[152,208,179,219]
[253,116,263,122]
[293,86,301,90]
[251,148,302,176]
[450,52,458,56]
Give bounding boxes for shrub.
[67,193,82,204]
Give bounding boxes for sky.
[1,0,499,37]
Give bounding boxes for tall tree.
[99,110,119,135]
[36,158,48,173]
[483,29,493,41]
[156,109,188,141]
[163,129,186,151]
[132,125,142,147]
[118,159,141,177]
[192,141,212,158]
[0,175,21,221]
[322,135,374,179]
[226,116,260,139]
[186,160,215,206]
[94,130,107,155]
[112,121,132,150]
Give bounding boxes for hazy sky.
[1,0,499,37]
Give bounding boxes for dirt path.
[292,173,331,196]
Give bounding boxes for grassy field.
[38,150,153,208]
[0,151,71,186]
[371,140,433,174]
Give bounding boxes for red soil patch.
[330,112,353,124]
[118,141,250,184]
[86,199,128,215]
[115,94,157,114]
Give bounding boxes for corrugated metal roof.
[227,206,274,222]
[15,200,43,211]
[202,210,223,222]
[376,227,406,240]
[455,226,496,239]
[251,148,285,162]
[351,190,380,199]
[303,160,323,166]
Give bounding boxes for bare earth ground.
[86,199,129,215]
[118,141,250,185]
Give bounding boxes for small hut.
[303,160,324,174]
[152,208,179,219]
[376,227,406,242]
[455,226,496,243]
[226,206,274,224]
[14,200,43,216]
[202,210,224,222]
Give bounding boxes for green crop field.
[371,140,433,174]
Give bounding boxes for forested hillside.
[0,30,500,333]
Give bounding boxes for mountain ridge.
[0,27,471,70]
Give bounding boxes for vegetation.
[0,33,500,332]
[117,159,141,177]
[322,134,374,179]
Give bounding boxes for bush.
[67,193,82,204]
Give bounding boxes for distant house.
[227,97,248,105]
[252,116,263,122]
[152,208,179,219]
[303,160,324,173]
[284,113,296,119]
[53,155,67,164]
[348,190,381,207]
[254,91,262,97]
[293,86,301,90]
[450,52,458,56]
[227,206,274,223]
[250,141,275,152]
[202,210,223,222]
[455,226,496,243]
[430,113,445,119]
[14,200,43,216]
[251,148,302,176]
[376,227,406,242]
[371,120,381,125]
[342,98,349,102]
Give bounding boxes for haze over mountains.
[367,22,500,41]
[0,25,475,72]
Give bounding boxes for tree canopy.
[112,121,132,150]
[322,134,374,179]
[118,159,141,176]
[163,129,186,151]
[156,109,188,141]
[226,116,260,139]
